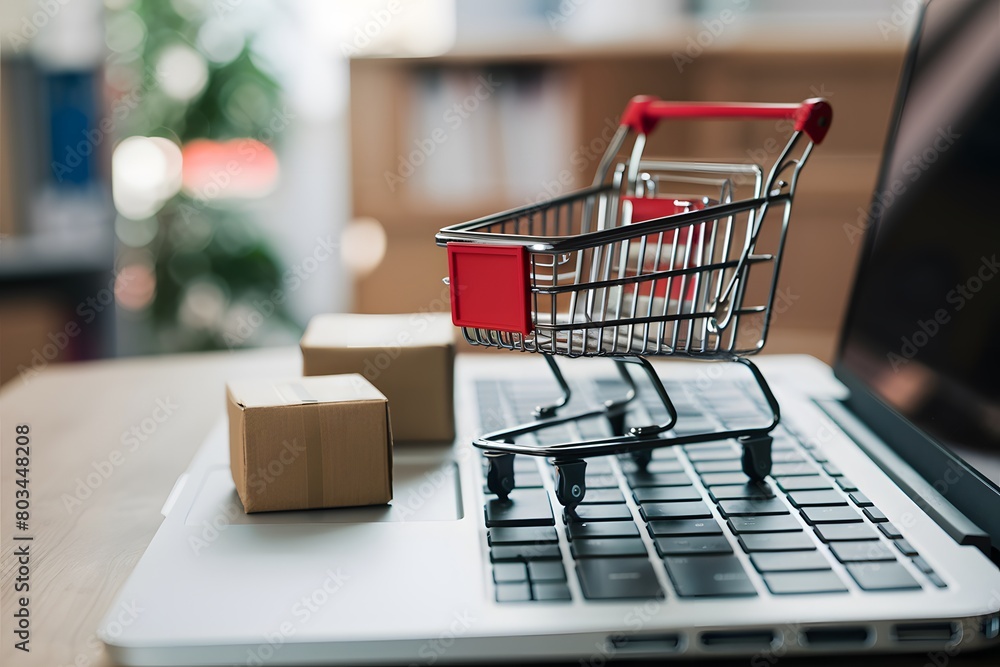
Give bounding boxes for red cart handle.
[620,96,833,144]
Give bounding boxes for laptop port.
[609,634,681,653]
[802,627,871,647]
[892,622,958,643]
[700,630,775,649]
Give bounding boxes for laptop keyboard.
[475,377,948,602]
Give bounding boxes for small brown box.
[226,375,393,513]
[300,313,455,442]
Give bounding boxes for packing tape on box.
[276,383,325,507]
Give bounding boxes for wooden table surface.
[1,342,997,667]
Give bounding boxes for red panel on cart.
[447,243,533,335]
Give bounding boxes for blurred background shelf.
[348,45,907,347]
[0,226,114,280]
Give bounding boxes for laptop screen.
[838,0,1000,487]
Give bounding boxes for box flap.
[226,374,386,409]
[300,313,454,350]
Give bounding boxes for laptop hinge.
[816,399,992,556]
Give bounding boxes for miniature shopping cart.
[436,95,832,509]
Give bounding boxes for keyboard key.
[580,458,613,474]
[633,486,702,503]
[829,541,895,563]
[787,490,848,508]
[777,476,833,492]
[485,490,554,527]
[579,489,626,505]
[800,506,862,524]
[849,492,873,507]
[814,523,881,542]
[647,519,723,537]
[928,572,947,588]
[751,551,832,572]
[528,561,567,582]
[488,526,559,545]
[910,556,934,574]
[584,474,620,489]
[663,555,757,598]
[764,571,847,595]
[571,538,648,559]
[727,515,802,534]
[646,460,685,473]
[718,498,790,517]
[894,538,918,556]
[650,447,679,460]
[739,532,816,552]
[822,463,843,476]
[864,507,888,523]
[626,472,692,488]
[709,484,775,502]
[493,563,528,583]
[674,446,740,461]
[693,460,743,473]
[568,521,640,540]
[846,562,921,591]
[700,472,751,487]
[656,535,733,556]
[491,544,562,562]
[566,504,633,522]
[495,582,532,602]
[878,522,903,539]
[532,582,572,601]
[640,501,713,521]
[482,470,544,493]
[836,477,859,492]
[772,461,820,477]
[576,558,663,600]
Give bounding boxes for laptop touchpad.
[185,456,463,525]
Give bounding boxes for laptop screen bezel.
[833,0,1000,551]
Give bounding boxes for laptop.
[100,0,1000,662]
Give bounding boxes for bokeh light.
[156,43,209,102]
[112,136,183,219]
[341,217,387,276]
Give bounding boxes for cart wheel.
[630,448,653,472]
[739,435,773,481]
[553,459,587,509]
[485,452,516,500]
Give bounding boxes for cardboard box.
[300,313,455,442]
[226,374,393,513]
